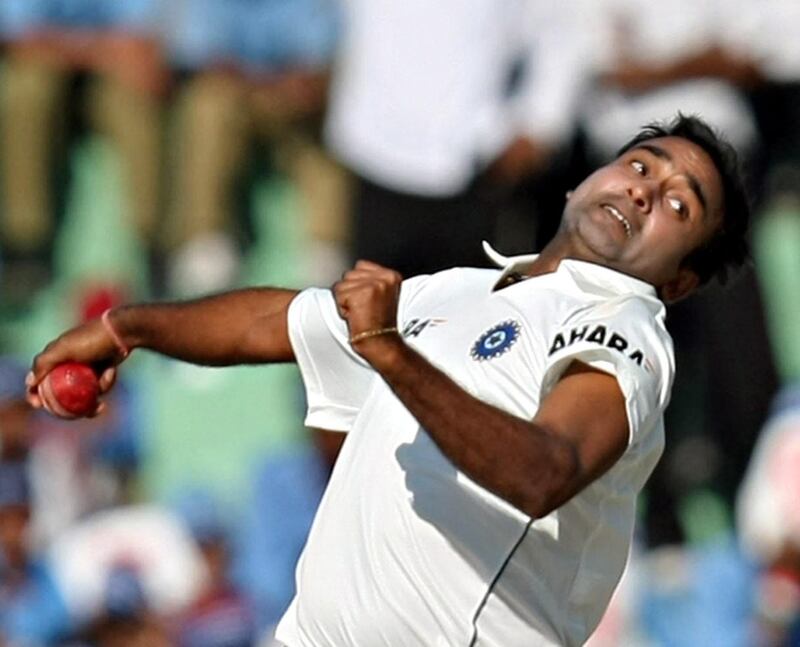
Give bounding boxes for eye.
[668,197,688,218]
[630,160,646,176]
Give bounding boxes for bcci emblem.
[470,320,521,361]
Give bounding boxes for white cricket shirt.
[276,248,674,646]
[325,0,591,196]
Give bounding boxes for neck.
[524,233,670,300]
[523,232,589,278]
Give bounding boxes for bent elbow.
[521,439,583,519]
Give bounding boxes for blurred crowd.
[0,0,799,645]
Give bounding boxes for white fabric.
[277,252,674,646]
[325,0,591,196]
[47,505,205,622]
[724,1,800,81]
[737,389,800,564]
[578,0,758,156]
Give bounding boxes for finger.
[350,263,403,285]
[30,342,66,384]
[25,370,42,406]
[88,401,107,418]
[335,275,403,313]
[334,286,357,310]
[334,276,384,297]
[331,281,351,319]
[333,281,381,308]
[335,276,374,291]
[98,367,117,394]
[29,353,49,386]
[340,267,391,286]
[26,389,43,409]
[342,268,373,282]
[354,259,390,271]
[339,277,401,301]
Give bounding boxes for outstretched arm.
[334,262,629,519]
[99,288,298,366]
[27,287,298,410]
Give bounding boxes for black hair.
[616,113,751,286]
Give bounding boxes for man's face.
[562,136,724,296]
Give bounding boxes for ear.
[659,268,700,303]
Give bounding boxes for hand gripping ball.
[38,362,99,419]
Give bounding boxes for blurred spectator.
[47,504,206,629]
[0,357,35,462]
[580,0,761,158]
[26,390,141,547]
[162,0,342,295]
[637,537,755,647]
[78,562,172,647]
[325,0,592,277]
[0,0,167,303]
[738,387,800,645]
[0,460,72,645]
[740,8,800,638]
[590,532,756,645]
[235,433,333,638]
[741,1,800,391]
[174,490,256,647]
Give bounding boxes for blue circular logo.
[470,320,521,361]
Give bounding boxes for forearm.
[110,287,298,365]
[366,338,580,518]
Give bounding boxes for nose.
[627,182,653,212]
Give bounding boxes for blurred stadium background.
[0,1,799,645]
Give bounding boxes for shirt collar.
[482,240,657,298]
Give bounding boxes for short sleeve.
[539,298,674,446]
[287,275,434,432]
[287,288,374,432]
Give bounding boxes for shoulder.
[400,267,499,304]
[562,293,669,340]
[547,294,674,393]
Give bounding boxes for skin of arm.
[334,261,630,518]
[106,288,298,365]
[603,46,763,93]
[26,287,298,412]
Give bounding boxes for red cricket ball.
[38,362,100,419]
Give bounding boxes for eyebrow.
[632,143,708,214]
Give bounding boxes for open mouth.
[602,204,632,238]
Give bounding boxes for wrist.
[350,329,406,372]
[100,308,132,360]
[349,326,398,345]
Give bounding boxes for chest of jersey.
[282,267,669,646]
[398,273,572,422]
